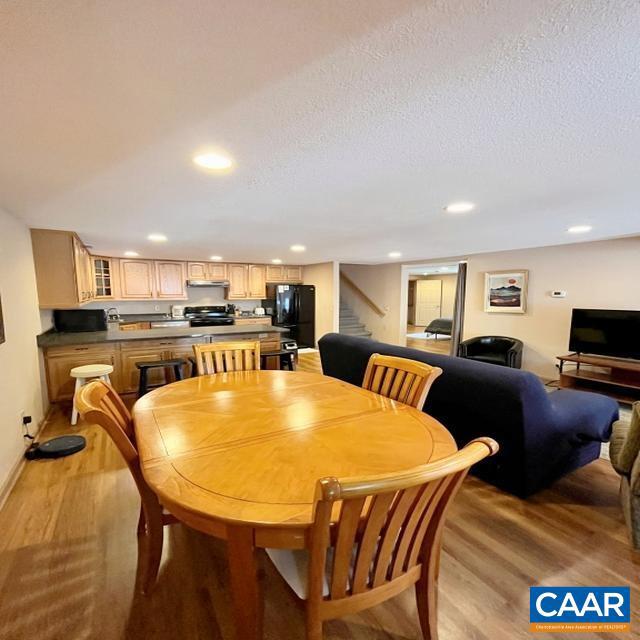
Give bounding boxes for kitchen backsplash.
[40,289,264,330]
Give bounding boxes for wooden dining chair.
[266,437,498,640]
[192,340,261,375]
[362,353,443,409]
[75,379,176,594]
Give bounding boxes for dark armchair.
[459,336,523,369]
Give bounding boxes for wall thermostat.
[550,290,567,298]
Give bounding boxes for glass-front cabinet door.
[93,257,115,299]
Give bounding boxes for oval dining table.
[133,369,457,640]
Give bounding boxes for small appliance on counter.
[171,305,185,318]
[53,309,108,333]
[253,307,266,316]
[184,306,235,327]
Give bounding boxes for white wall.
[340,263,403,344]
[460,237,640,378]
[0,208,45,499]
[303,261,339,345]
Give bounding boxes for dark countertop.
[37,323,288,348]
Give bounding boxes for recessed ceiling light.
[567,225,592,234]
[124,251,139,257]
[388,251,402,258]
[193,152,234,170]
[147,233,167,242]
[272,258,283,264]
[445,201,476,214]
[290,245,306,252]
[210,255,222,261]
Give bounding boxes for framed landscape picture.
[484,270,528,313]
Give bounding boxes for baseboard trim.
[0,406,51,511]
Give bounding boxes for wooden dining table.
[133,369,457,640]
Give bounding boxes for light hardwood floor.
[406,325,452,356]
[0,352,638,640]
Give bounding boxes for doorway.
[405,264,460,355]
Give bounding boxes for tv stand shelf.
[557,353,640,404]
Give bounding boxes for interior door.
[415,280,442,326]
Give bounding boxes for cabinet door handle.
[75,347,89,351]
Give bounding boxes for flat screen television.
[569,308,640,360]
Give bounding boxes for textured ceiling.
[1,0,639,264]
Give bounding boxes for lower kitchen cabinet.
[42,333,284,402]
[44,345,119,402]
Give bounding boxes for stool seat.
[135,359,186,397]
[135,359,185,370]
[70,363,114,426]
[71,364,114,378]
[260,350,296,371]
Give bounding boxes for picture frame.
[484,270,528,313]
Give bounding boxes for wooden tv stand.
[557,353,640,404]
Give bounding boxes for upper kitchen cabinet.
[248,264,266,298]
[31,229,95,308]
[155,261,187,299]
[227,264,266,299]
[92,256,120,299]
[187,261,228,280]
[265,264,303,283]
[226,264,249,299]
[119,259,155,299]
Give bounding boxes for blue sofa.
[318,333,619,497]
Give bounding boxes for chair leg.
[173,364,183,381]
[138,368,148,398]
[305,605,323,640]
[289,353,296,371]
[71,377,82,425]
[415,556,439,640]
[137,499,164,595]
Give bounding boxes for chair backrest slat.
[193,341,261,375]
[351,491,395,594]
[308,438,498,606]
[330,497,366,599]
[362,354,443,409]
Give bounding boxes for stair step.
[340,327,371,337]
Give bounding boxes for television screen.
[569,308,640,360]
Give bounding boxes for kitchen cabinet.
[155,261,187,299]
[227,264,266,299]
[119,259,155,299]
[248,264,266,298]
[233,317,272,326]
[44,344,119,402]
[119,345,168,393]
[187,262,228,280]
[227,264,249,299]
[187,262,207,279]
[265,264,303,283]
[93,256,119,299]
[31,229,96,308]
[120,337,205,391]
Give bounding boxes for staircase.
[339,300,372,338]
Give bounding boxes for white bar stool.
[70,364,114,425]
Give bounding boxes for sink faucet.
[106,307,120,320]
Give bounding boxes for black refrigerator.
[271,285,315,348]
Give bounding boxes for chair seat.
[266,548,333,599]
[70,364,114,378]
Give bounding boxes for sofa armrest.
[610,420,631,474]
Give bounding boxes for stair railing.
[340,271,386,318]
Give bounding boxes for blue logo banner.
[530,587,630,633]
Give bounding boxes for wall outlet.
[550,290,567,298]
[154,305,160,311]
